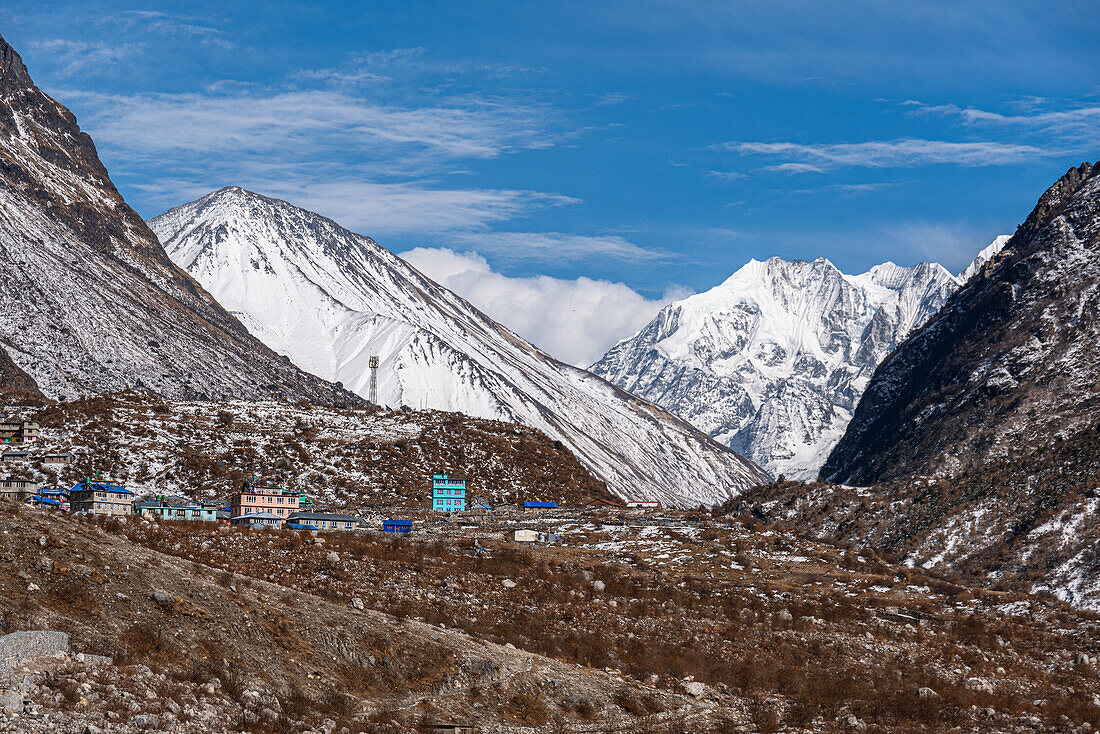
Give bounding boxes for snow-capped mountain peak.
[590,243,1004,479]
[151,188,769,507]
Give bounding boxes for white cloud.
[722,138,1048,170]
[908,101,1100,149]
[60,80,573,233]
[136,177,572,235]
[65,88,554,165]
[448,231,669,263]
[400,248,687,366]
[30,39,142,74]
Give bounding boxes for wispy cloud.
[401,248,686,365]
[29,39,141,74]
[105,10,233,49]
[59,64,576,233]
[65,88,556,166]
[447,231,670,263]
[907,101,1100,149]
[720,138,1047,171]
[136,177,573,235]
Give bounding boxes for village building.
[432,474,467,512]
[382,519,413,534]
[0,479,43,501]
[69,481,133,516]
[625,500,661,509]
[33,487,70,511]
[286,511,363,531]
[0,420,38,444]
[586,498,624,509]
[230,484,300,522]
[42,452,74,465]
[523,501,557,510]
[1,450,30,464]
[138,498,218,523]
[230,511,283,528]
[420,725,475,734]
[506,528,540,543]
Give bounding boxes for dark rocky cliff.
[823,162,1100,486]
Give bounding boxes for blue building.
[524,501,557,510]
[432,474,466,512]
[138,499,219,523]
[382,519,413,534]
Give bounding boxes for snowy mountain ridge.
[151,187,769,507]
[590,242,1007,479]
[0,33,353,406]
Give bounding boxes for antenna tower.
[368,356,380,405]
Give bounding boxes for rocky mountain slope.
[0,347,43,403]
[150,188,769,507]
[7,391,610,510]
[822,162,1100,485]
[590,249,1005,479]
[0,34,352,406]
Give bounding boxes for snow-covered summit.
[957,234,1011,283]
[151,187,769,507]
[590,243,1005,479]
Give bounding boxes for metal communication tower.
[368,356,380,405]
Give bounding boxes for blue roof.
[383,519,413,526]
[286,523,317,530]
[30,495,64,506]
[70,481,133,495]
[524,501,557,508]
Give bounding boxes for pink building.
[230,485,300,524]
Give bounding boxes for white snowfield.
[151,188,769,508]
[590,242,1007,479]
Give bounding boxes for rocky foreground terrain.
[2,499,1100,732]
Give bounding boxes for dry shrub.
[505,690,549,726]
[614,688,647,716]
[118,622,173,664]
[748,697,780,734]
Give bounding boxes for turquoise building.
[138,499,218,523]
[432,474,466,512]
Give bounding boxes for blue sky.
[3,1,1099,364]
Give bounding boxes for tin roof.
[287,511,363,523]
[69,481,133,495]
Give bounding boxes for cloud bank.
[401,248,686,366]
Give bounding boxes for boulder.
[777,609,793,623]
[501,579,517,589]
[842,714,867,730]
[0,631,69,670]
[592,580,606,592]
[326,551,340,564]
[151,590,175,607]
[350,598,364,610]
[682,680,706,699]
[918,687,939,699]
